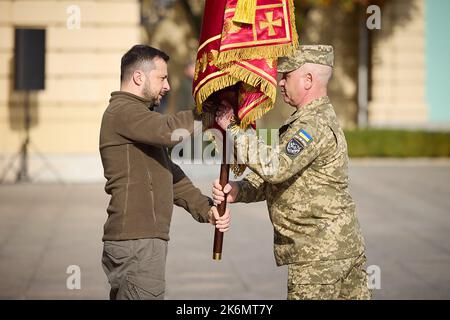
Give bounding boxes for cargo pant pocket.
[339,253,372,300]
[102,241,133,290]
[287,259,351,300]
[118,275,165,300]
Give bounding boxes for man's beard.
[142,85,160,107]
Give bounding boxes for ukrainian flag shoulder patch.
[295,129,313,145]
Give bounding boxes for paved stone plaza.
[0,159,449,299]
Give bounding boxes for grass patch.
[344,129,450,157]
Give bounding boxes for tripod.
[0,92,64,184]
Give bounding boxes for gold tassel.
[233,0,256,24]
[229,121,247,177]
[288,0,300,48]
[231,164,247,177]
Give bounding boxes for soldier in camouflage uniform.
[213,45,371,300]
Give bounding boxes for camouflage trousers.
[287,253,372,300]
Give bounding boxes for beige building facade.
[369,0,428,125]
[0,0,142,181]
[0,0,445,182]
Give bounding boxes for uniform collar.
[283,96,331,125]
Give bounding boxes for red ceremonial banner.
[193,0,298,129]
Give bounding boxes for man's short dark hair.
[120,45,170,82]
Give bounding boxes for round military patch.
[286,138,304,157]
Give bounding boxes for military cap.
[278,45,334,73]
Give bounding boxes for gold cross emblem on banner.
[259,12,282,36]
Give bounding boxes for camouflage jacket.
[233,96,365,266]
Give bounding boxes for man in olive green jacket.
[100,45,230,300]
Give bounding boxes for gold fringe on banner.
[226,63,277,102]
[239,96,274,129]
[217,42,297,67]
[195,65,277,132]
[233,0,257,24]
[195,73,239,113]
[195,63,277,113]
[287,0,299,50]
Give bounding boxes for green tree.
[140,0,413,127]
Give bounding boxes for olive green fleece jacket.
[100,91,212,241]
